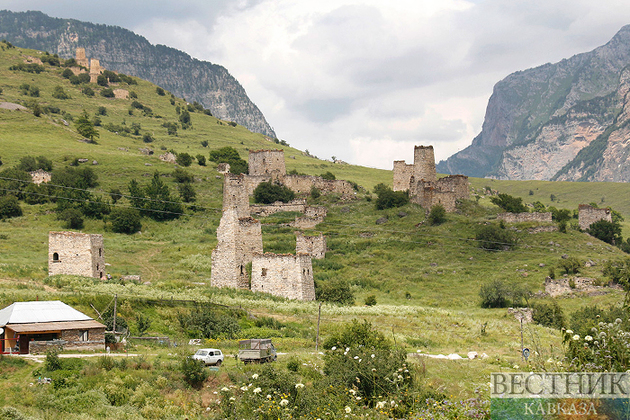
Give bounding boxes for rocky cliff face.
[0,10,276,138]
[437,25,630,181]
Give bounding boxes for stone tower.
[222,173,250,218]
[251,253,315,300]
[248,150,286,177]
[210,209,263,289]
[89,59,102,83]
[295,232,326,259]
[49,231,105,279]
[75,48,89,68]
[578,204,612,230]
[413,145,437,182]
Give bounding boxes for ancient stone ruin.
[210,174,318,300]
[578,204,612,230]
[295,232,326,259]
[251,253,315,300]
[497,212,553,224]
[224,149,355,200]
[48,231,105,279]
[393,146,469,212]
[29,169,51,185]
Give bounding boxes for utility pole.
[315,302,322,352]
[113,294,117,338]
[520,317,524,361]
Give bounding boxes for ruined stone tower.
[413,145,437,183]
[578,204,612,230]
[248,150,286,177]
[211,209,263,289]
[75,48,89,68]
[89,59,102,83]
[392,161,414,191]
[222,173,250,218]
[251,253,315,301]
[295,232,326,259]
[48,231,105,279]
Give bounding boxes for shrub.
[178,305,242,339]
[62,68,73,78]
[0,196,22,219]
[180,357,208,388]
[200,140,208,147]
[156,86,165,96]
[128,173,183,221]
[178,183,196,203]
[569,305,629,337]
[196,154,206,166]
[208,146,248,174]
[75,110,99,142]
[310,186,321,200]
[532,300,565,329]
[77,73,91,84]
[142,133,154,143]
[320,171,336,180]
[109,208,142,234]
[427,204,447,225]
[109,188,123,204]
[479,279,528,308]
[81,86,94,97]
[172,168,194,183]
[45,349,62,371]
[253,181,295,204]
[475,224,516,251]
[100,88,114,98]
[587,219,622,245]
[97,74,108,86]
[286,358,300,372]
[58,208,84,229]
[364,295,377,306]
[374,186,409,210]
[489,193,528,213]
[557,256,581,275]
[52,85,70,99]
[175,152,193,167]
[315,279,354,305]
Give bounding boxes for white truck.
[238,339,277,364]
[192,348,224,366]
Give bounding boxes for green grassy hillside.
[2,42,630,419]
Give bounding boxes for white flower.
[252,374,259,379]
[240,386,249,391]
[585,335,593,341]
[356,396,361,400]
[371,354,375,358]
[572,334,580,341]
[280,399,289,407]
[346,347,350,352]
[253,387,262,394]
[267,395,272,399]
[345,406,352,413]
[349,389,357,395]
[398,374,403,379]
[221,387,230,392]
[229,397,236,401]
[566,329,574,335]
[513,365,519,369]
[331,346,336,350]
[376,401,386,409]
[354,356,359,360]
[295,383,305,389]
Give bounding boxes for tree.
[178,183,196,202]
[0,196,22,219]
[109,208,141,234]
[587,220,622,245]
[100,88,114,98]
[208,146,248,174]
[196,155,206,166]
[476,223,516,251]
[51,85,70,99]
[109,188,123,204]
[62,68,73,79]
[156,86,165,96]
[374,185,409,210]
[253,181,295,204]
[57,208,84,229]
[176,152,193,167]
[489,193,528,213]
[320,171,336,180]
[135,314,151,336]
[97,74,108,86]
[172,168,194,183]
[75,110,100,143]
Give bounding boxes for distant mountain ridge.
[437,25,630,182]
[0,10,276,138]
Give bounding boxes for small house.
[0,301,106,354]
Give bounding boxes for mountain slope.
[437,25,630,181]
[0,10,276,138]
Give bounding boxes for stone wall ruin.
[497,212,553,224]
[393,146,469,212]
[295,232,326,259]
[48,231,105,278]
[250,253,315,301]
[578,204,612,230]
[248,149,286,177]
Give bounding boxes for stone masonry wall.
[497,212,553,224]
[579,204,612,230]
[251,253,315,300]
[49,232,105,278]
[413,145,437,182]
[250,199,308,217]
[75,48,88,68]
[223,174,250,218]
[410,187,457,212]
[435,175,470,200]
[280,175,355,198]
[248,150,286,177]
[211,209,263,289]
[393,161,414,191]
[295,232,326,259]
[29,169,51,185]
[30,328,105,354]
[89,58,102,83]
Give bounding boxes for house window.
[99,248,102,257]
[79,330,88,342]
[52,252,60,262]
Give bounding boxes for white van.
[192,348,224,366]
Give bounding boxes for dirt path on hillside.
[135,248,161,283]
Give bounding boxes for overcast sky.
[5,1,630,169]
